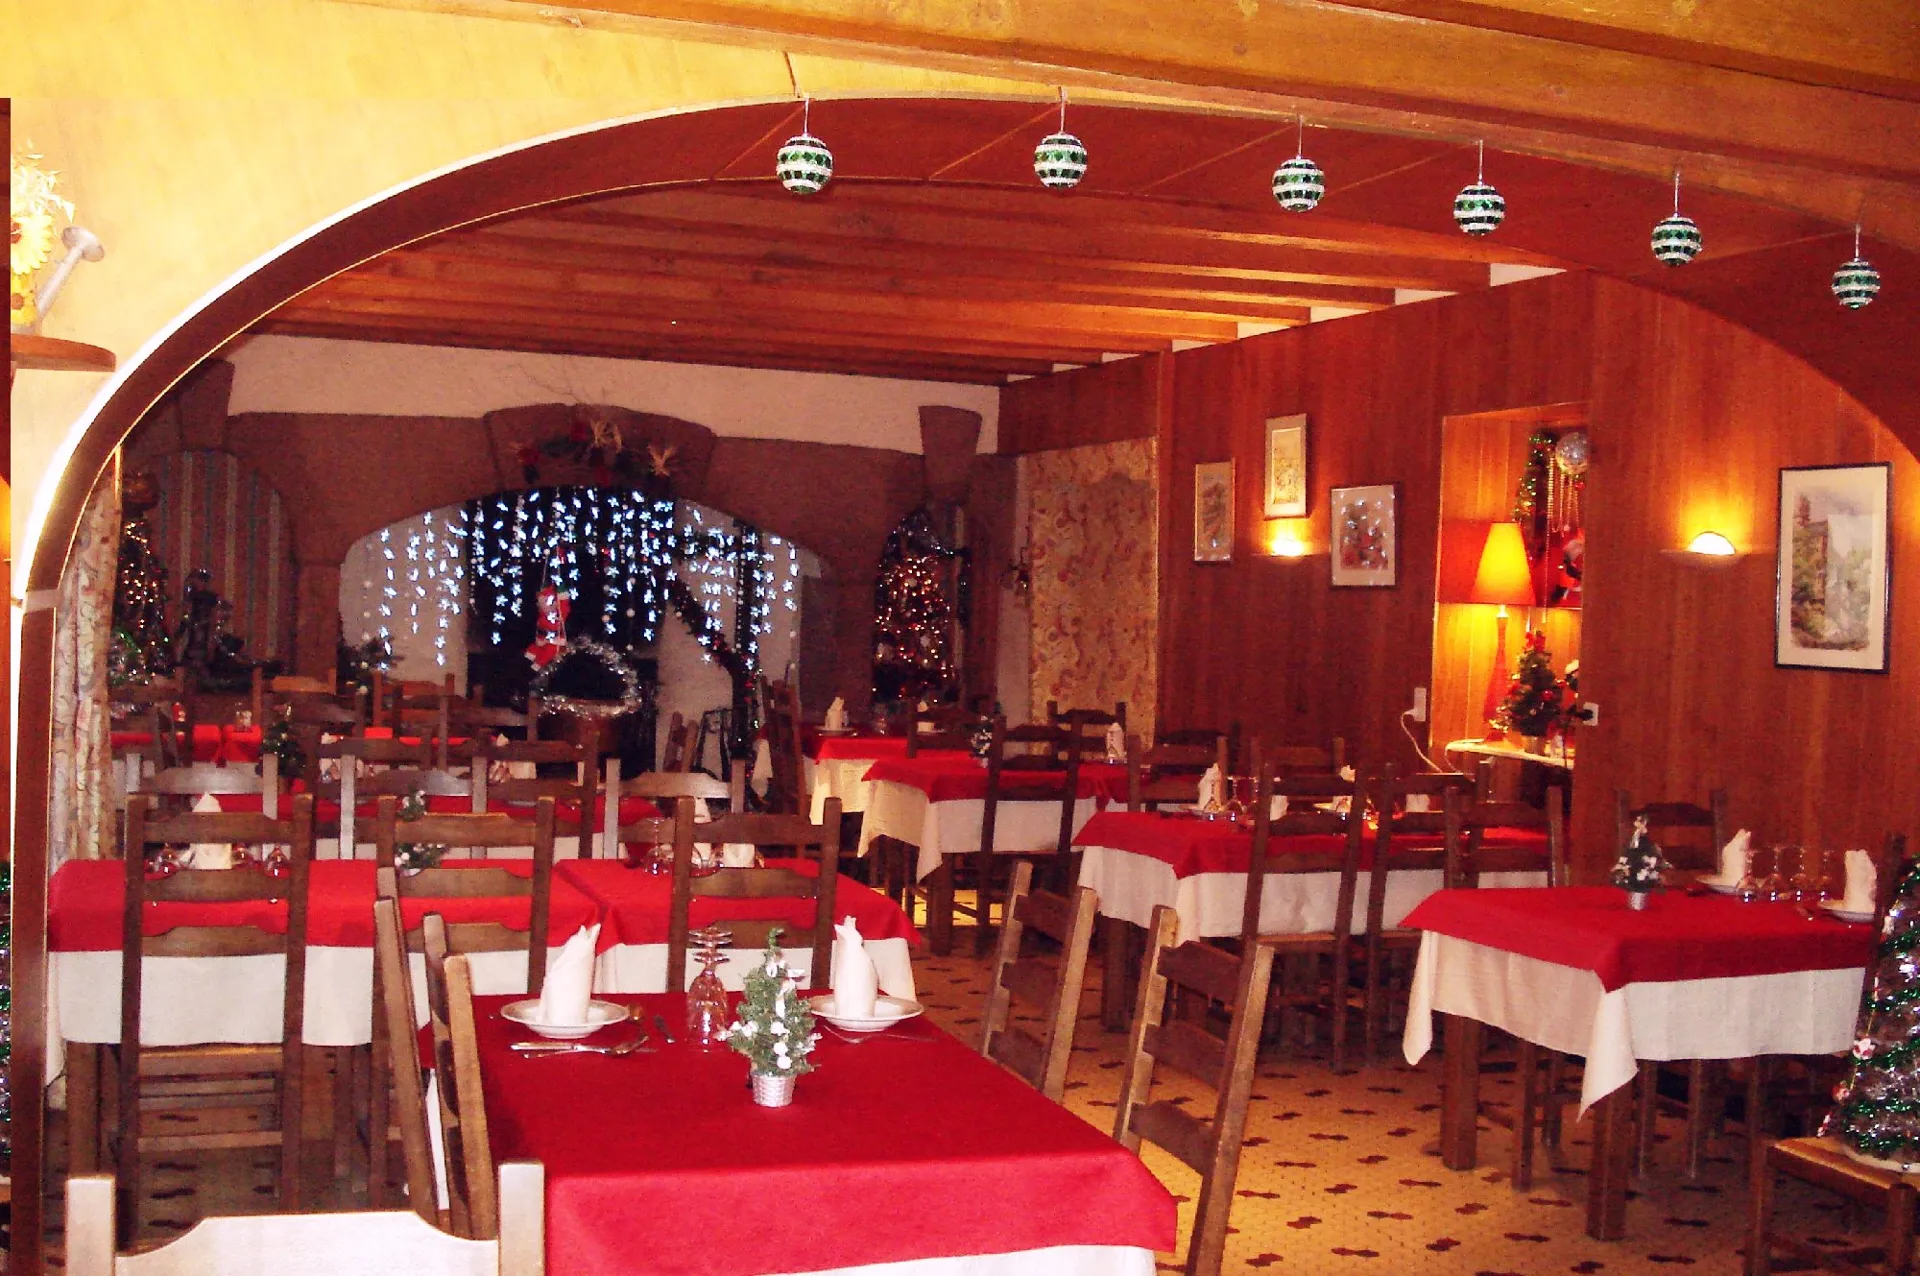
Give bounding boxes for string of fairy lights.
[771,94,1883,310]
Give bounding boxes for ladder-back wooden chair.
[598,760,740,860]
[446,696,543,752]
[664,798,844,990]
[760,678,808,815]
[472,737,595,856]
[903,702,982,757]
[420,928,499,1240]
[114,794,315,1241]
[659,711,692,773]
[1046,699,1127,759]
[978,860,1097,1102]
[1124,734,1225,811]
[1248,735,1348,777]
[1158,722,1243,773]
[369,894,438,1220]
[964,717,1082,956]
[1615,786,1729,873]
[1114,906,1277,1276]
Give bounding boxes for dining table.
[1073,809,1548,1027]
[803,731,926,822]
[111,722,264,765]
[476,991,1177,1276]
[1400,885,1872,1239]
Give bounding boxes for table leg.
[925,861,955,957]
[1439,1014,1482,1171]
[67,1041,101,1174]
[1587,1084,1635,1240]
[1100,916,1136,1031]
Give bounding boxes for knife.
[654,1012,676,1044]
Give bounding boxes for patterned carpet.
[38,939,1867,1274]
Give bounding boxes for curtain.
[50,456,121,865]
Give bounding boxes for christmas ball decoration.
[1651,213,1702,265]
[1833,257,1881,309]
[1453,182,1505,236]
[1033,131,1089,189]
[1272,156,1325,213]
[1552,429,1590,478]
[775,132,834,195]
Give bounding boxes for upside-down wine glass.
[686,924,734,1048]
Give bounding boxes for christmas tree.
[726,928,818,1079]
[1497,629,1566,739]
[111,515,174,684]
[1824,856,1920,1169]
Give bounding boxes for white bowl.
[502,999,631,1040]
[810,994,924,1034]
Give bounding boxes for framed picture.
[1262,414,1308,518]
[1775,462,1892,673]
[1329,483,1398,587]
[1193,461,1235,563]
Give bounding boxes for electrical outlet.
[1410,686,1428,723]
[1578,701,1600,726]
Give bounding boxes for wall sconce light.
[1663,531,1745,569]
[1264,521,1319,558]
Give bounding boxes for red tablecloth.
[807,732,918,762]
[477,992,1176,1276]
[1073,810,1547,878]
[1402,886,1875,992]
[111,724,263,764]
[557,860,919,951]
[862,755,1128,803]
[210,791,657,828]
[48,859,599,951]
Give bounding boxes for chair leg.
[973,851,996,959]
[1635,1061,1660,1177]
[368,1045,392,1206]
[1745,1141,1776,1276]
[1887,1181,1916,1276]
[1512,1039,1541,1192]
[925,862,955,956]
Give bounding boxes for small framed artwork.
[1775,462,1893,673]
[1330,483,1398,587]
[1263,414,1309,518]
[1193,461,1235,563]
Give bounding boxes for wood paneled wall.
[1011,269,1918,876]
[1000,354,1167,454]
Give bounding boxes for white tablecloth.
[810,757,878,821]
[1402,931,1862,1114]
[858,780,1100,881]
[1076,841,1540,940]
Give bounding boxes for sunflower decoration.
[11,147,74,329]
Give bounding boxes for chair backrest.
[371,894,438,1223]
[1615,787,1728,872]
[600,758,741,859]
[1047,700,1127,756]
[474,738,595,850]
[421,930,499,1240]
[904,703,982,756]
[979,860,1097,1102]
[1248,735,1347,777]
[447,697,543,744]
[665,798,844,991]
[1443,787,1568,888]
[1125,735,1225,811]
[383,674,453,735]
[659,711,691,773]
[270,672,338,695]
[1157,723,1243,773]
[1240,770,1366,946]
[1113,905,1276,1276]
[64,1161,544,1276]
[371,798,557,993]
[981,717,1083,860]
[135,757,282,812]
[760,678,807,814]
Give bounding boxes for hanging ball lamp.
[1033,89,1088,190]
[1452,141,1505,236]
[1271,116,1325,213]
[775,98,833,195]
[1650,170,1703,266]
[1832,224,1881,310]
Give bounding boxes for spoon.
[511,1035,651,1057]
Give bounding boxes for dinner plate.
[1694,877,1741,894]
[502,999,631,1040]
[815,726,858,736]
[809,994,924,1034]
[1822,901,1875,923]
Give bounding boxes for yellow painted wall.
[3,0,1042,577]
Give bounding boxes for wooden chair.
[269,671,338,695]
[317,735,436,852]
[114,795,315,1241]
[596,757,740,858]
[659,711,692,773]
[1748,832,1912,1276]
[1046,699,1127,758]
[961,717,1082,957]
[279,692,366,779]
[903,702,982,757]
[1159,721,1243,773]
[760,677,808,814]
[1248,735,1347,777]
[382,673,453,736]
[664,798,844,990]
[1114,906,1277,1276]
[133,757,283,812]
[111,678,190,774]
[979,860,1097,1102]
[1124,734,1225,811]
[472,737,595,856]
[1615,786,1729,873]
[446,696,544,748]
[419,930,498,1240]
[370,894,437,1222]
[65,1161,544,1276]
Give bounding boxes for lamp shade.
[1468,522,1536,606]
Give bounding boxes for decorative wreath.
[528,637,647,719]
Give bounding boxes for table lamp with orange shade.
[1469,522,1536,740]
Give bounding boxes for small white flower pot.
[1626,890,1650,911]
[751,1071,797,1108]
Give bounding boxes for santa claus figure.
[526,585,571,668]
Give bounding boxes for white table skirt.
[1402,931,1863,1114]
[811,758,879,821]
[773,1246,1153,1276]
[858,781,1100,881]
[1076,843,1540,940]
[50,936,916,1050]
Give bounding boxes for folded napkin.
[1717,829,1753,883]
[720,843,758,868]
[831,916,878,1017]
[1104,722,1126,763]
[1843,849,1877,915]
[824,697,847,730]
[185,793,234,869]
[1269,794,1289,820]
[536,924,600,1024]
[1197,764,1223,811]
[1339,765,1356,783]
[1404,794,1433,814]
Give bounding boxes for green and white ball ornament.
[1650,213,1703,266]
[1832,256,1881,309]
[775,133,834,195]
[1453,182,1505,236]
[1272,155,1325,213]
[1033,131,1088,190]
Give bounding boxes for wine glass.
[685,925,733,1048]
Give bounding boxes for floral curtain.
[1023,439,1158,740]
[50,456,120,865]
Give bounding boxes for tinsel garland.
[1511,430,1555,523]
[529,637,649,718]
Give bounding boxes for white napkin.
[1269,794,1288,820]
[824,697,847,730]
[1339,765,1356,782]
[1404,794,1433,814]
[1197,764,1223,811]
[720,843,758,868]
[1104,722,1126,763]
[185,793,234,869]
[536,924,600,1024]
[1843,849,1877,915]
[831,916,878,1018]
[1717,829,1752,884]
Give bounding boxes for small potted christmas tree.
[1824,858,1920,1169]
[1498,630,1566,753]
[726,927,819,1107]
[1611,815,1668,910]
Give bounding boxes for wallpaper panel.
[147,450,296,662]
